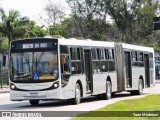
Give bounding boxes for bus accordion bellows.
[9,37,155,105]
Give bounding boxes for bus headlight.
[10,84,16,90]
[53,82,59,88]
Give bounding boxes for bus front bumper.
[10,89,61,101]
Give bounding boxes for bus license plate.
[30,92,39,96]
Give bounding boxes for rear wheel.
[29,100,39,105]
[130,79,143,95]
[96,94,103,100]
[103,81,112,100]
[71,83,81,104]
[137,79,143,95]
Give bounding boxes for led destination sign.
[23,43,48,49]
[12,42,53,50]
[10,38,58,52]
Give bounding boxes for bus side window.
[92,48,101,73]
[101,49,108,72]
[100,49,105,60]
[60,55,71,74]
[70,48,82,74]
[108,49,113,60]
[92,49,97,60]
[60,45,71,74]
[132,51,138,66]
[138,52,144,67]
[138,52,143,61]
[112,49,114,59]
[104,49,108,60]
[97,49,100,60]
[108,49,115,71]
[96,49,101,72]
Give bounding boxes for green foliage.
[49,24,64,36]
[0,8,22,42]
[61,14,112,40]
[0,1,160,52]
[2,39,9,53]
[66,0,160,51]
[72,94,160,120]
[0,7,50,53]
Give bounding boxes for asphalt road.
[0,83,160,120]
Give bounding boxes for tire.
[130,79,143,95]
[29,100,39,105]
[130,91,136,95]
[96,94,103,100]
[103,81,112,100]
[112,92,116,97]
[71,83,81,104]
[137,79,143,95]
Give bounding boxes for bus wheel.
[137,79,143,95]
[103,81,111,100]
[29,100,39,105]
[96,94,103,100]
[130,79,143,95]
[71,83,81,104]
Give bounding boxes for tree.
[1,38,9,53]
[30,25,49,37]
[95,0,160,43]
[0,7,49,41]
[67,0,160,45]
[44,0,66,35]
[21,20,49,38]
[0,8,22,43]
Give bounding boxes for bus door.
[124,51,132,88]
[84,50,93,93]
[144,54,150,87]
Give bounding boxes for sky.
[0,0,70,25]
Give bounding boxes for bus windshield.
[11,51,58,81]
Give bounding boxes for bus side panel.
[91,72,117,95]
[61,75,86,99]
[132,66,145,90]
[92,73,106,95]
[108,71,117,92]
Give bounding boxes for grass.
[72,94,160,120]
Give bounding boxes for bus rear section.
[114,43,155,94]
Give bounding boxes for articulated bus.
[9,37,155,105]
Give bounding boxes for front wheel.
[71,83,81,104]
[29,100,39,105]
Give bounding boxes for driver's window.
[60,46,71,74]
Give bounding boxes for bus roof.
[58,38,115,48]
[122,43,154,53]
[11,37,154,53]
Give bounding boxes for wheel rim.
[76,84,81,103]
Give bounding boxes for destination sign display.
[22,43,48,49]
[10,38,58,52]
[19,42,53,49]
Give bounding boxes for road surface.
[0,83,160,120]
